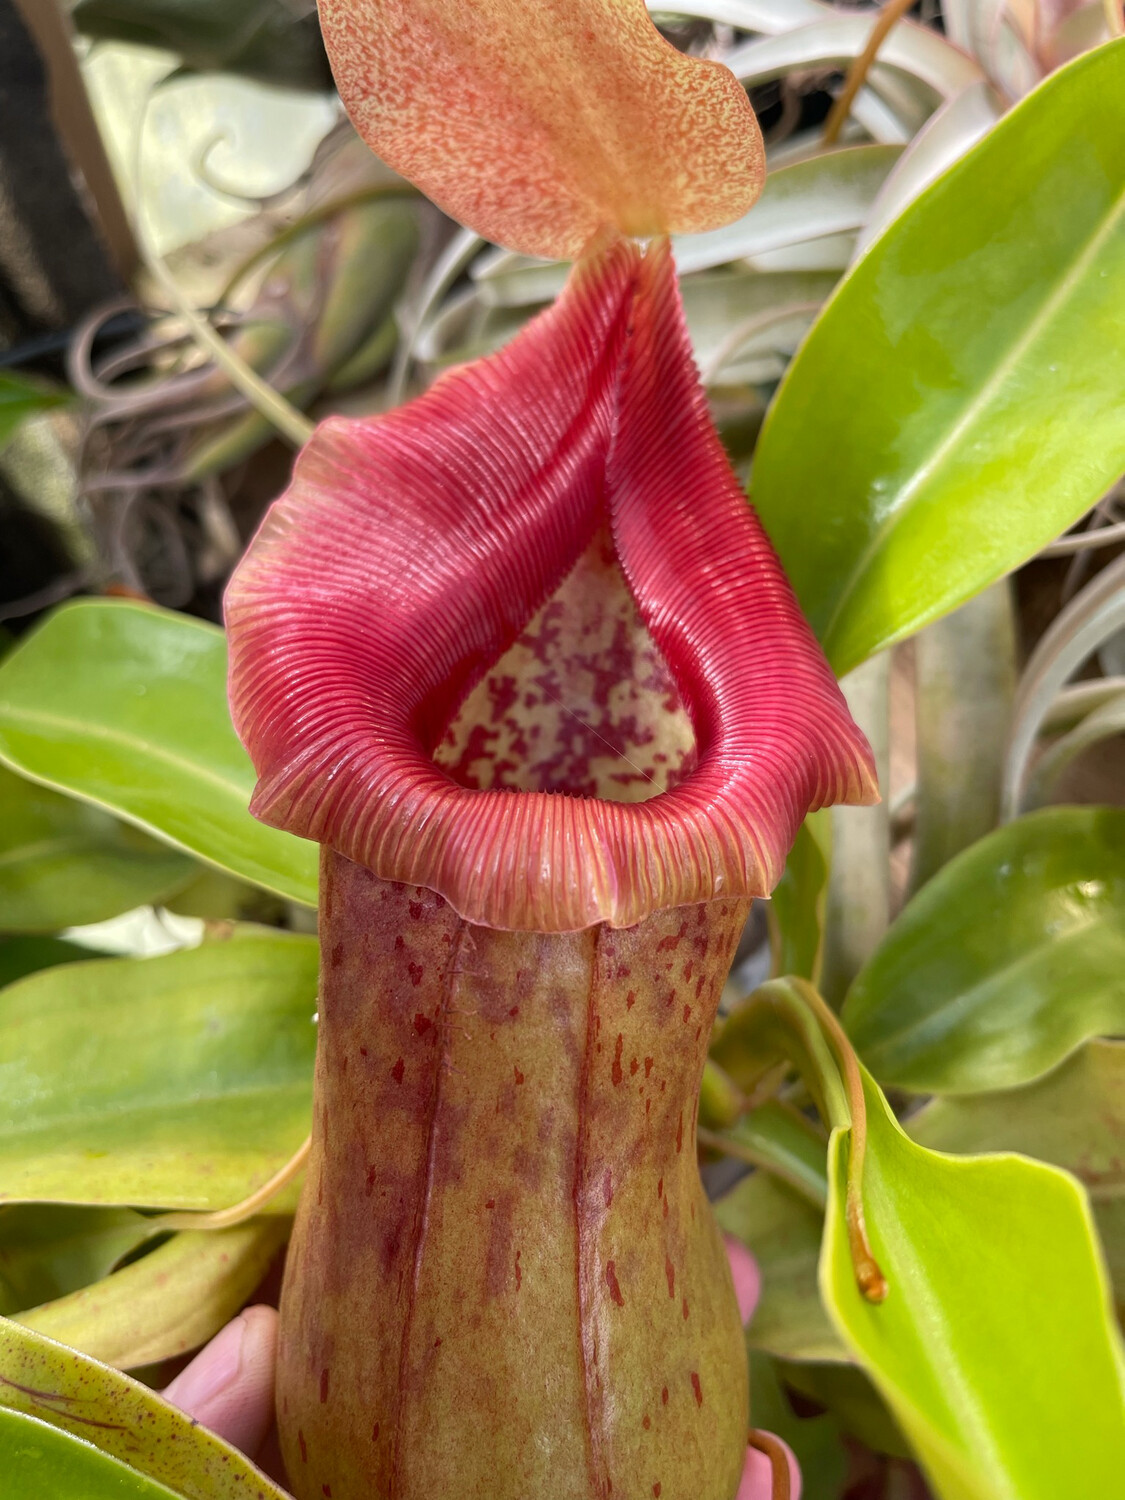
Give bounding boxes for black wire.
[0,309,147,372]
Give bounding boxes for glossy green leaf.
[0,935,87,989]
[0,1207,159,1318]
[0,372,69,452]
[17,1219,289,1370]
[752,40,1125,676]
[768,811,830,982]
[716,1170,848,1364]
[0,1408,181,1499]
[0,600,318,906]
[909,1039,1125,1194]
[843,807,1125,1093]
[821,1070,1125,1500]
[0,765,195,933]
[0,1316,289,1499]
[0,928,318,1208]
[909,1040,1125,1301]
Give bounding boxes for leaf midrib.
[0,706,250,806]
[856,917,1125,1063]
[0,1078,313,1141]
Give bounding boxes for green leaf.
[709,1101,829,1210]
[0,1408,181,1498]
[16,1219,289,1370]
[908,1039,1125,1192]
[0,935,88,989]
[0,371,69,452]
[752,40,1125,676]
[0,600,318,906]
[163,867,287,925]
[1094,1199,1125,1309]
[908,1040,1125,1301]
[716,1170,848,1364]
[821,1070,1125,1500]
[768,812,831,983]
[0,1316,290,1498]
[0,765,195,933]
[842,806,1125,1094]
[0,928,317,1209]
[0,1206,159,1318]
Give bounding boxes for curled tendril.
[748,1428,792,1500]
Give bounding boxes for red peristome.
[225,232,876,933]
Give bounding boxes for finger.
[163,1304,279,1458]
[725,1234,762,1325]
[739,1436,802,1500]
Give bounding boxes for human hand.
[726,1236,802,1500]
[164,1242,800,1498]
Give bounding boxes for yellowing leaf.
[0,929,317,1209]
[16,1220,288,1370]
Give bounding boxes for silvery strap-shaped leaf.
[856,80,1002,254]
[1003,551,1125,816]
[672,145,901,275]
[724,16,985,104]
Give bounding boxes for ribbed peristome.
[225,232,877,932]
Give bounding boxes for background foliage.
[1,4,1123,1496]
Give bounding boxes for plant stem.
[747,1428,791,1500]
[131,83,315,449]
[823,0,919,146]
[821,654,890,1006]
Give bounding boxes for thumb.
[162,1304,279,1458]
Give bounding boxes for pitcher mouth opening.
[436,526,696,808]
[225,235,876,935]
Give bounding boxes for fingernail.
[164,1313,247,1415]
